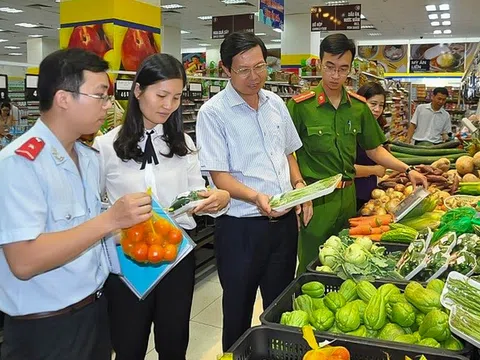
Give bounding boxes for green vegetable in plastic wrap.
[309,307,335,331]
[168,190,201,212]
[418,309,451,342]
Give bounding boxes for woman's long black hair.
[113,53,190,162]
[357,82,387,129]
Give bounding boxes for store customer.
[94,53,230,360]
[0,48,151,360]
[354,82,388,210]
[196,32,313,351]
[288,33,428,274]
[405,87,451,145]
[0,102,15,137]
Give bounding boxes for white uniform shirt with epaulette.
[0,119,109,316]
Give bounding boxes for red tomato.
[148,244,165,264]
[121,238,135,256]
[145,232,161,245]
[168,228,183,245]
[153,218,172,238]
[125,224,145,243]
[164,243,178,262]
[131,242,149,262]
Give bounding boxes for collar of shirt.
[141,124,164,149]
[224,80,269,108]
[428,103,446,114]
[315,82,351,107]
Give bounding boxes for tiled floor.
[138,269,263,360]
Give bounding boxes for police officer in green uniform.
[288,34,428,273]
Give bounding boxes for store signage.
[259,0,285,31]
[115,79,133,100]
[212,14,255,39]
[311,4,362,32]
[209,85,221,97]
[189,83,203,99]
[409,60,430,73]
[0,74,8,101]
[25,74,39,101]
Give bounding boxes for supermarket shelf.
[183,120,196,124]
[362,71,384,80]
[301,75,322,79]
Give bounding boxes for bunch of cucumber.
[390,140,466,166]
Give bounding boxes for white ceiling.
[0,0,477,63]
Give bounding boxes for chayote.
[364,292,387,330]
[324,292,347,313]
[378,323,405,341]
[419,309,450,342]
[387,302,416,327]
[335,302,361,333]
[309,307,335,331]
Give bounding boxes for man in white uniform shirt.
[406,87,452,145]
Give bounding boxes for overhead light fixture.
[198,15,212,20]
[255,32,266,36]
[199,43,211,46]
[15,23,39,28]
[361,24,375,29]
[29,34,44,38]
[428,13,438,20]
[271,39,282,42]
[325,0,349,5]
[221,0,248,4]
[273,28,282,33]
[433,30,442,34]
[5,45,20,49]
[443,29,452,34]
[368,32,382,36]
[442,20,451,26]
[0,7,23,13]
[431,21,440,26]
[0,29,4,32]
[0,39,8,43]
[254,12,259,16]
[8,53,22,56]
[160,3,185,9]
[181,30,191,34]
[425,5,437,11]
[360,14,366,19]
[441,13,451,19]
[439,4,450,11]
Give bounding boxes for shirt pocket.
[305,125,333,154]
[343,118,363,154]
[51,203,86,230]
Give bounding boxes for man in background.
[406,87,452,145]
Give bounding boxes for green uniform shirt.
[287,83,386,182]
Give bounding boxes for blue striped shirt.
[196,81,302,217]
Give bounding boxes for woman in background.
[0,102,15,137]
[94,53,230,360]
[354,82,388,210]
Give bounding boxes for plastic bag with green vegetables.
[448,250,477,275]
[432,207,477,242]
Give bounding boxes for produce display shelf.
[228,326,471,360]
[259,273,473,358]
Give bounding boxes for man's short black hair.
[220,32,268,70]
[433,87,449,97]
[38,48,109,112]
[320,33,356,61]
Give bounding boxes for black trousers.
[215,212,298,351]
[106,251,195,360]
[1,295,110,360]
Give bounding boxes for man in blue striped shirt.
[196,32,313,351]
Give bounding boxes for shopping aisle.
[139,271,263,360]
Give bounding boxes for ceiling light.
[271,39,282,42]
[0,7,23,13]
[198,15,212,21]
[325,0,348,5]
[29,34,43,38]
[425,5,437,11]
[431,21,440,26]
[254,12,259,16]
[255,32,266,36]
[428,14,438,20]
[15,23,39,28]
[161,3,185,9]
[439,4,450,11]
[198,43,211,46]
[443,29,452,34]
[360,14,366,19]
[5,45,20,49]
[361,24,375,29]
[0,39,8,43]
[181,30,191,34]
[368,32,382,36]
[0,29,3,32]
[273,28,282,33]
[433,30,442,34]
[8,53,22,56]
[442,20,451,26]
[221,0,248,4]
[441,13,451,19]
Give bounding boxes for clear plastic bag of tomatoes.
[121,213,185,265]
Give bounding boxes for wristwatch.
[405,166,415,175]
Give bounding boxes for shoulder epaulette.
[15,137,45,161]
[348,91,367,103]
[292,91,316,103]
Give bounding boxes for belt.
[336,180,353,189]
[12,289,104,321]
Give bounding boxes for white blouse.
[94,124,214,230]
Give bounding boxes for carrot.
[349,225,373,236]
[369,234,382,241]
[370,227,384,234]
[380,225,391,232]
[350,216,393,228]
[349,214,393,223]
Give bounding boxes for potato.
[375,208,388,215]
[391,191,404,200]
[386,188,395,195]
[404,185,414,196]
[474,152,480,169]
[463,173,479,182]
[361,207,373,216]
[394,184,405,193]
[379,195,390,204]
[371,189,386,199]
[456,156,475,175]
[432,158,450,172]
